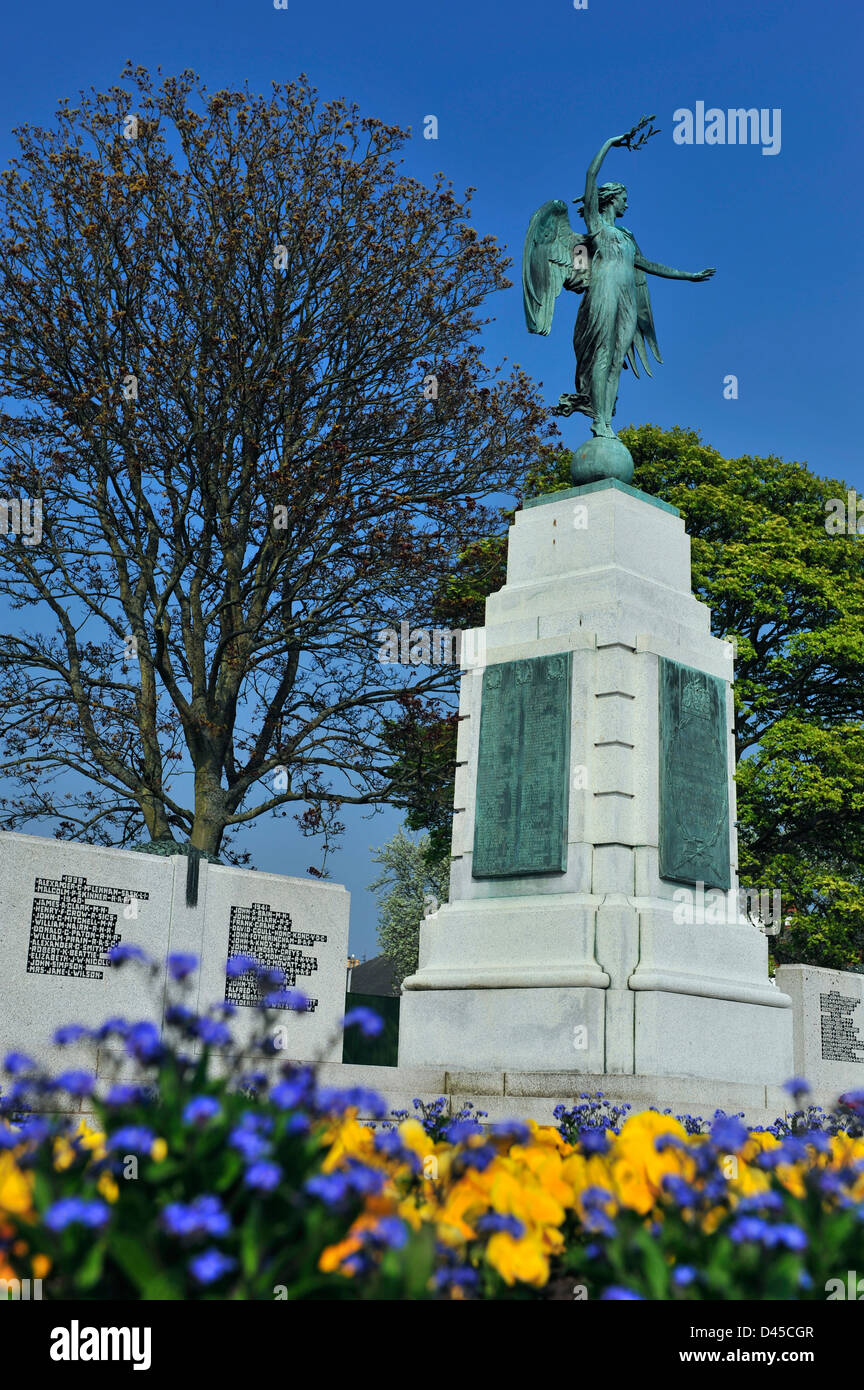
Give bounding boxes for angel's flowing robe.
[571,221,638,420]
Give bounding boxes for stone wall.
[0,832,349,1072]
[776,964,864,1097]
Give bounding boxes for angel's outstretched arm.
[635,253,715,282]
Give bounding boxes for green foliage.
[432,534,510,631]
[620,424,864,970]
[368,827,450,986]
[571,1188,863,1302]
[377,533,511,865]
[379,703,460,867]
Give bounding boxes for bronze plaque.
[658,657,731,890]
[472,652,572,878]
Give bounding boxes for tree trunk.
[190,767,228,856]
[140,791,175,843]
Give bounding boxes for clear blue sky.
[1,0,861,957]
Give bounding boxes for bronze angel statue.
[524,116,715,443]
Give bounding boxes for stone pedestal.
[399,481,793,1084]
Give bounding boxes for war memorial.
[0,51,861,1315]
[1,118,860,1129]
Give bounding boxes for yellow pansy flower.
[53,1137,76,1172]
[728,1161,771,1201]
[828,1133,861,1168]
[741,1130,779,1164]
[74,1120,107,1162]
[422,1147,454,1184]
[488,1166,565,1228]
[775,1163,806,1199]
[507,1145,573,1207]
[0,1154,34,1217]
[319,1234,362,1274]
[397,1118,436,1160]
[398,1193,436,1231]
[609,1115,694,1214]
[525,1120,573,1155]
[486,1231,549,1287]
[321,1115,375,1172]
[97,1171,120,1203]
[701,1205,726,1235]
[437,1179,487,1242]
[561,1150,614,1201]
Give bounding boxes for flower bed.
[1,950,862,1300]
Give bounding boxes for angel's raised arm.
[581,135,621,230]
[582,117,660,227]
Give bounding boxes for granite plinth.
[400,482,792,1087]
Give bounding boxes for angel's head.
[578,181,628,220]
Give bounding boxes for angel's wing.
[621,231,663,378]
[522,200,589,336]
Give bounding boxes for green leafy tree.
[393,427,864,971]
[624,425,864,971]
[368,826,450,987]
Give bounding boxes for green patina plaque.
[658,658,731,890]
[472,652,572,878]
